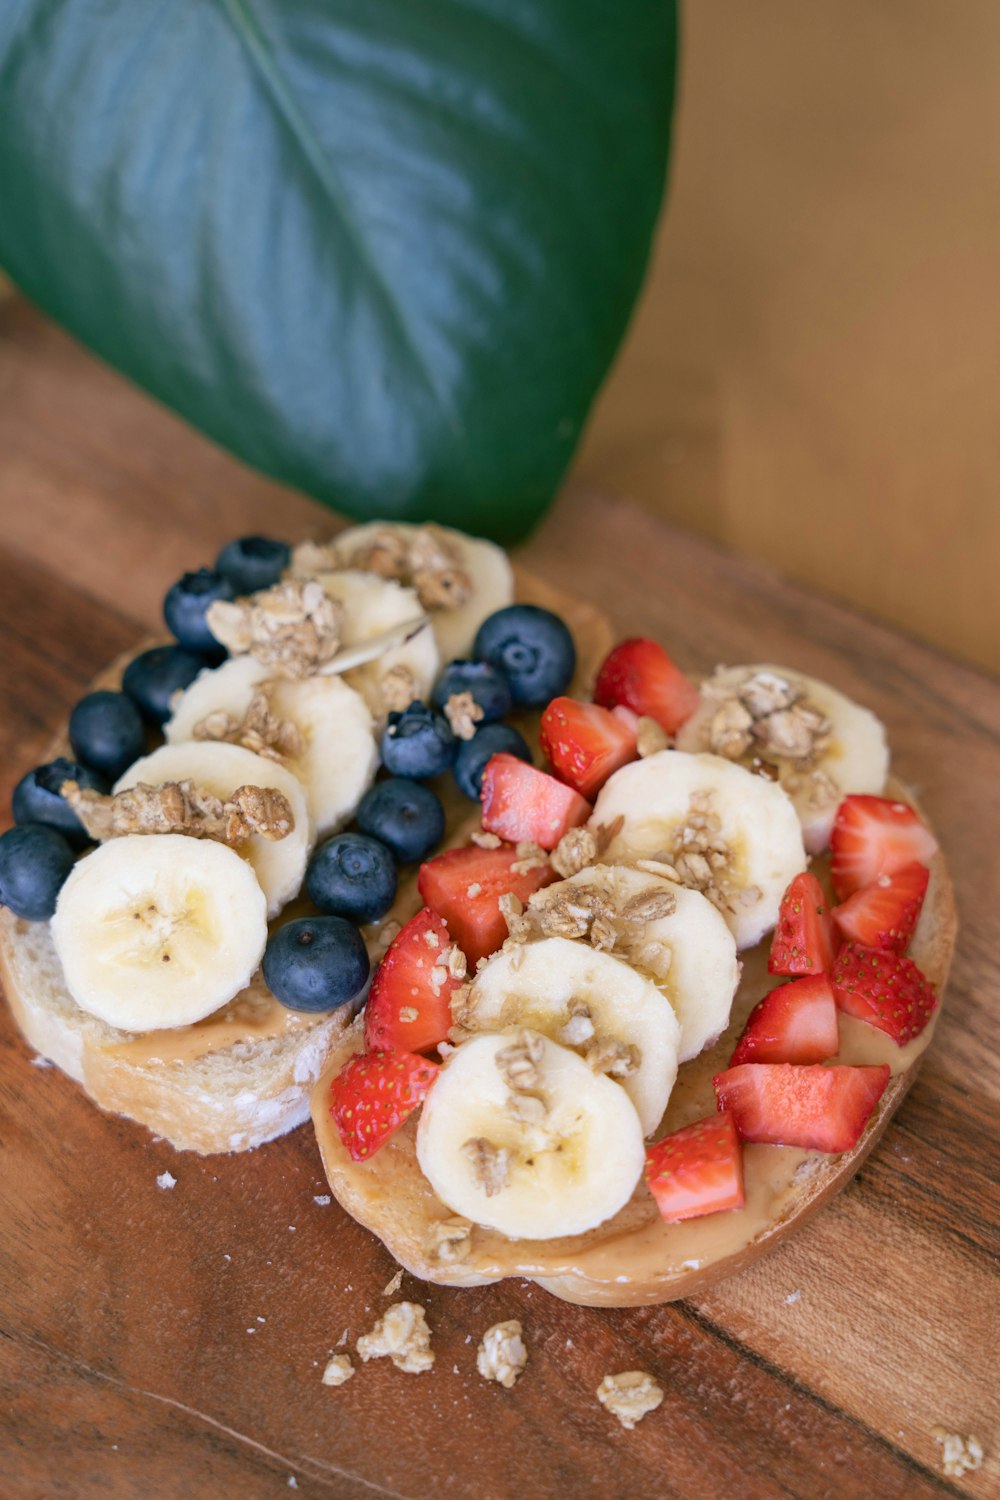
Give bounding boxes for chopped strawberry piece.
[713,1062,890,1153]
[594,637,700,735]
[831,942,938,1044]
[768,872,836,975]
[644,1112,745,1223]
[830,794,938,900]
[329,1049,437,1162]
[730,976,840,1066]
[480,752,591,851]
[363,908,464,1055]
[417,842,555,967]
[539,697,637,799]
[832,861,929,953]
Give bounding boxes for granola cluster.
[379,663,420,714]
[206,580,342,678]
[193,690,304,764]
[298,524,473,613]
[60,778,294,845]
[702,668,838,811]
[356,1302,435,1374]
[476,1321,527,1389]
[462,1136,512,1197]
[518,875,676,956]
[428,1216,473,1264]
[931,1429,984,1479]
[443,690,484,740]
[596,1370,664,1429]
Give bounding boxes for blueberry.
[263,916,370,1013]
[432,660,512,724]
[306,833,397,925]
[473,604,576,707]
[122,645,207,726]
[0,825,75,921]
[380,701,456,780]
[452,723,532,801]
[68,691,146,780]
[163,567,235,653]
[13,758,109,849]
[356,778,445,863]
[215,535,290,594]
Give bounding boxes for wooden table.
[0,302,996,1499]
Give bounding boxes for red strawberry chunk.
[644,1111,745,1222]
[832,861,929,953]
[594,637,700,735]
[480,752,591,851]
[768,872,836,975]
[364,908,464,1055]
[329,1049,437,1162]
[713,1062,890,1153]
[539,697,637,800]
[831,942,938,1045]
[730,975,840,1066]
[830,794,938,900]
[418,842,555,967]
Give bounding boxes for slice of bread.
[0,567,613,1156]
[311,745,956,1303]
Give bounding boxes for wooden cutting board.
[0,303,996,1499]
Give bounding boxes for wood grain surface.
[0,303,997,1499]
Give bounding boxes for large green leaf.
[0,0,675,540]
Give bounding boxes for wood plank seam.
[677,1304,963,1498]
[0,1322,414,1500]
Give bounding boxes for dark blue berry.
[13,758,109,849]
[122,646,207,726]
[381,701,456,780]
[473,604,576,707]
[0,825,75,921]
[215,535,290,594]
[163,567,235,653]
[262,916,370,1013]
[432,660,512,724]
[306,833,397,925]
[68,691,146,781]
[452,723,532,800]
[356,779,445,863]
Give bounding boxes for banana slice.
[115,742,312,918]
[313,570,439,719]
[416,1030,645,1240]
[465,937,679,1136]
[329,521,514,661]
[164,656,378,838]
[51,834,268,1032]
[590,750,806,951]
[675,663,889,854]
[533,866,739,1064]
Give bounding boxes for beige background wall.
[577,1,1000,674]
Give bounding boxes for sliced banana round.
[51,834,268,1032]
[675,663,889,854]
[534,866,740,1064]
[312,570,439,720]
[590,750,807,951]
[164,655,378,839]
[328,520,514,662]
[465,937,679,1136]
[115,742,312,918]
[416,1030,645,1240]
